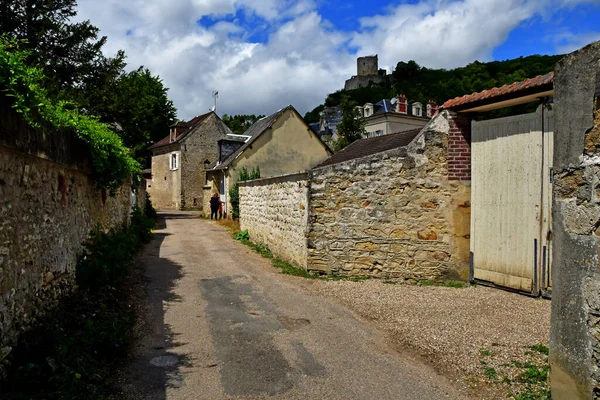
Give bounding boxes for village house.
[205,105,332,217]
[147,111,232,210]
[357,95,436,138]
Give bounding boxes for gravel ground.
[299,280,551,399]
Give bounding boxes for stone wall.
[344,74,387,91]
[239,172,310,268]
[307,111,471,280]
[0,99,133,360]
[549,41,600,399]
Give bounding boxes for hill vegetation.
[304,54,563,123]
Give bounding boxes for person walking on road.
[210,193,220,220]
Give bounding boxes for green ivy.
[229,166,260,220]
[0,37,139,194]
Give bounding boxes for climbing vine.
[0,37,139,193]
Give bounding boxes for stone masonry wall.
[148,146,181,210]
[550,41,600,400]
[307,111,471,280]
[180,113,230,210]
[239,172,310,268]
[0,101,132,361]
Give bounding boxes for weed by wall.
[0,207,156,399]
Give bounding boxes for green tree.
[0,0,126,96]
[334,95,365,151]
[0,1,179,164]
[90,67,177,163]
[222,114,264,135]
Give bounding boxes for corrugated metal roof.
[441,72,554,110]
[315,128,421,168]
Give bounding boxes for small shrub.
[235,230,250,241]
[145,193,158,220]
[76,206,155,290]
[229,166,260,220]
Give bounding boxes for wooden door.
[470,106,553,295]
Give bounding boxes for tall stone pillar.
[550,41,600,399]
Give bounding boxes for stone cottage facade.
[206,105,332,217]
[147,112,231,210]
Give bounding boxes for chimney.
[396,94,407,114]
[427,100,438,117]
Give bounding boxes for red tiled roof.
[149,112,213,150]
[441,72,554,110]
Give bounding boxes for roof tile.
[441,72,554,110]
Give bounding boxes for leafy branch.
[0,37,139,194]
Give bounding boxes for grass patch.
[519,363,549,384]
[0,207,155,399]
[322,275,370,282]
[272,259,317,279]
[414,279,469,288]
[480,349,492,357]
[216,218,241,234]
[484,367,498,380]
[529,344,549,356]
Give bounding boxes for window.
[170,153,179,170]
[376,130,383,137]
[413,107,422,117]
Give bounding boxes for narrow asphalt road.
[118,211,466,400]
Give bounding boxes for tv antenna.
[211,90,219,112]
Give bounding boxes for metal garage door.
[470,105,553,296]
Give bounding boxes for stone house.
[205,105,332,217]
[147,111,231,210]
[357,95,436,138]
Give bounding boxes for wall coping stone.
[238,170,309,186]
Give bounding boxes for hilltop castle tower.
[345,55,388,90]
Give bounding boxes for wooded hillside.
[304,54,563,123]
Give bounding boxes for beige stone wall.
[307,112,470,280]
[0,145,132,352]
[224,108,331,219]
[239,172,310,268]
[147,146,182,209]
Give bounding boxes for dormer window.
[364,103,373,117]
[412,102,423,117]
[170,128,175,143]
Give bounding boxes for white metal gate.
[470,105,553,295]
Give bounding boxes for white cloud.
[553,31,600,53]
[74,0,596,121]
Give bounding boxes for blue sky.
[77,0,600,119]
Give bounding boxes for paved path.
[118,211,466,400]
